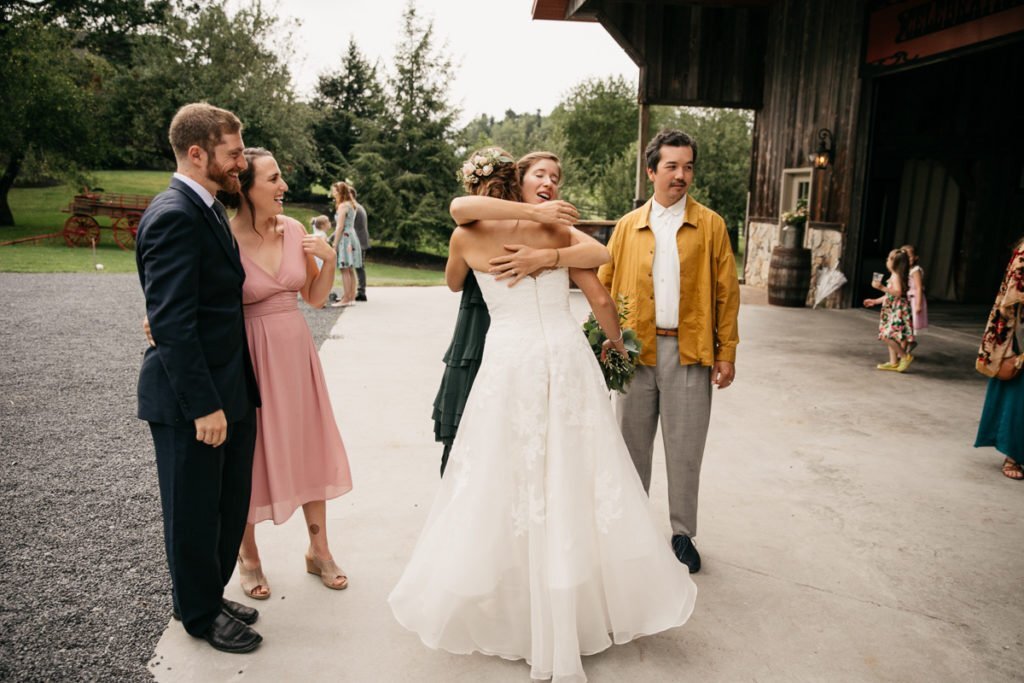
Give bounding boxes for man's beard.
[208,159,240,194]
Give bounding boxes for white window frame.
[780,167,814,245]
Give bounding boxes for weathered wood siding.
[749,0,865,227]
[590,1,770,108]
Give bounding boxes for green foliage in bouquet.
[582,295,643,393]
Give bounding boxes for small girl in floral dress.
[864,248,916,372]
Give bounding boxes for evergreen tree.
[350,1,459,251]
[311,38,387,190]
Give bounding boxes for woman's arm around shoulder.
[450,195,579,228]
[445,228,470,292]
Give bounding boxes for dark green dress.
[432,271,489,476]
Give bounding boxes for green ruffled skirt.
[432,272,490,472]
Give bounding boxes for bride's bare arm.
[450,196,578,227]
[445,229,470,292]
[570,268,626,356]
[490,228,609,286]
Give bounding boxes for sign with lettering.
[866,0,1024,69]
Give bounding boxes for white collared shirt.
[650,195,686,328]
[173,172,216,208]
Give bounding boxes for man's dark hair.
[645,129,698,172]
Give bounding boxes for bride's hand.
[489,245,555,286]
[530,200,579,227]
[600,338,626,362]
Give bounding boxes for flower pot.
[780,221,805,249]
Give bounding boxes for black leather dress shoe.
[672,534,702,574]
[221,599,258,625]
[174,599,259,626]
[355,293,367,302]
[198,610,262,654]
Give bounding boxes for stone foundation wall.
[744,221,847,308]
[743,221,779,288]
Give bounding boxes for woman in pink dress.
[222,147,353,598]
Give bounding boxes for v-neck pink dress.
[240,221,352,524]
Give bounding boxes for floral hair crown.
[458,148,514,185]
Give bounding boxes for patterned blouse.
[976,243,1024,377]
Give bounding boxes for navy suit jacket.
[136,177,260,425]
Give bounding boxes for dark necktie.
[212,200,236,248]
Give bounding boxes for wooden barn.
[533,0,1024,307]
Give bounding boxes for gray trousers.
[356,266,366,296]
[616,335,712,538]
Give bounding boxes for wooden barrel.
[767,246,811,307]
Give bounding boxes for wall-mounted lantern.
[809,128,834,170]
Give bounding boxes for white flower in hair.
[481,164,493,176]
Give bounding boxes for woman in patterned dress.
[329,181,362,307]
[974,237,1024,479]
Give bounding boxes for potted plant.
[779,199,808,249]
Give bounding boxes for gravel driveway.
[0,273,343,681]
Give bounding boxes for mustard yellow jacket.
[597,197,740,367]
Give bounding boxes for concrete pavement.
[149,286,1023,682]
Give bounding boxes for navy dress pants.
[149,410,256,635]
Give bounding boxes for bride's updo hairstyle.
[516,151,563,187]
[218,147,274,237]
[458,147,521,201]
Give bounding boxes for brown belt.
[655,328,678,337]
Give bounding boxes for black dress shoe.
[173,599,258,625]
[221,598,258,625]
[198,610,262,654]
[672,534,702,574]
[355,293,367,302]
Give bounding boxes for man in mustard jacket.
[598,129,740,573]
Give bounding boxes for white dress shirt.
[173,172,215,208]
[650,195,686,329]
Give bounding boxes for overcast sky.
[268,0,638,125]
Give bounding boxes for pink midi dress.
[241,221,352,524]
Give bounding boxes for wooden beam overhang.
[534,0,774,109]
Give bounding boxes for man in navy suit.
[136,103,263,653]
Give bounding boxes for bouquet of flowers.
[582,296,642,393]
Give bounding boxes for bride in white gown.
[389,150,697,682]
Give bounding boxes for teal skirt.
[432,271,489,449]
[974,373,1024,462]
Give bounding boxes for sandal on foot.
[237,556,271,600]
[876,362,899,371]
[305,554,348,590]
[1002,458,1024,480]
[897,354,915,372]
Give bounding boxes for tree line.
[0,0,752,250]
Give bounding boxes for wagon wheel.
[113,215,140,251]
[63,215,100,248]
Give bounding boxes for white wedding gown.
[389,268,697,682]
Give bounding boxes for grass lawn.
[0,171,444,284]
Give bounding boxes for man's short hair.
[645,129,698,172]
[168,103,242,161]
